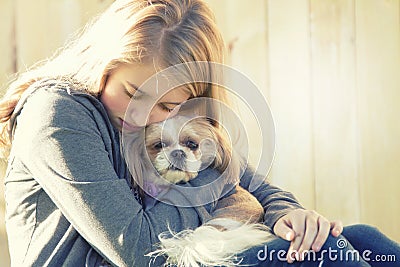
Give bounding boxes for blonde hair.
[0,0,228,158]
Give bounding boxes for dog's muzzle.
[168,149,187,170]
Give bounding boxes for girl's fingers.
[311,216,331,252]
[330,220,343,237]
[286,211,306,263]
[273,218,295,241]
[275,210,343,263]
[297,211,322,260]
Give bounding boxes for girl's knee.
[318,235,371,266]
[320,233,347,250]
[344,223,380,235]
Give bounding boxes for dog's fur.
[123,115,274,267]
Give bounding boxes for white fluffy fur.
[147,218,275,267]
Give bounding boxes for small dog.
[123,115,273,267]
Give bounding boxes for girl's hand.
[273,209,343,263]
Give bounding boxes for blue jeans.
[234,224,400,266]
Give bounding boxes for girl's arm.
[10,87,206,266]
[238,166,304,229]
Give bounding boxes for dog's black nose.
[171,149,186,159]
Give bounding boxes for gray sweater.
[4,80,303,266]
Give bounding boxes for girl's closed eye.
[123,87,134,98]
[124,87,143,100]
[159,104,175,112]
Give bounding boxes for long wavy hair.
[0,0,227,158]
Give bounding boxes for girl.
[0,0,398,266]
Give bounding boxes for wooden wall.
[1,0,399,266]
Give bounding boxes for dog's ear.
[123,132,148,195]
[205,117,217,127]
[212,125,242,185]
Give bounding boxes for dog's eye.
[153,141,166,149]
[186,140,198,150]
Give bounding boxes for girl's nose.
[125,108,147,127]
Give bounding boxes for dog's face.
[144,116,220,184]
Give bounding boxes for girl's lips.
[119,118,142,132]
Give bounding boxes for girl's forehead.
[115,62,159,86]
[116,62,193,99]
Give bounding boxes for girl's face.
[101,63,191,132]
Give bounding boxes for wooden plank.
[310,0,360,225]
[0,0,15,92]
[14,0,80,71]
[356,0,400,241]
[14,0,114,72]
[224,1,270,169]
[203,1,270,169]
[0,1,14,265]
[267,0,315,209]
[208,0,270,168]
[80,0,115,23]
[218,0,269,95]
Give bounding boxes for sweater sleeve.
[11,88,206,266]
[239,166,304,229]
